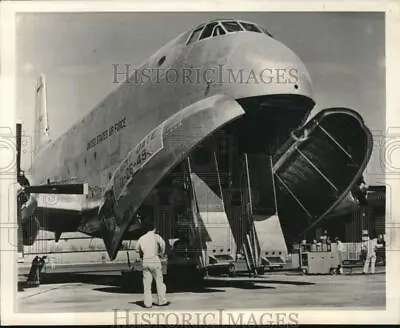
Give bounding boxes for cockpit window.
[187,26,204,44]
[199,22,219,40]
[212,25,226,36]
[221,21,243,32]
[186,20,272,45]
[240,22,262,33]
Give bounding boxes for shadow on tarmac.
[21,271,321,296]
[25,272,280,294]
[129,301,173,308]
[38,273,121,286]
[94,278,276,294]
[252,279,314,286]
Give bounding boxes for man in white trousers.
[362,234,382,274]
[138,220,169,308]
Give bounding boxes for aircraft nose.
[221,34,314,100]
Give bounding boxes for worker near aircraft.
[137,219,170,308]
[362,233,383,274]
[335,237,344,274]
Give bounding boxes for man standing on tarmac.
[335,237,344,274]
[362,234,382,274]
[137,219,170,308]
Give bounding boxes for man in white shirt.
[335,237,344,274]
[137,220,169,308]
[362,234,382,274]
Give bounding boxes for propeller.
[16,123,30,187]
[16,123,21,179]
[16,122,89,249]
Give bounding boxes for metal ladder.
[182,158,208,270]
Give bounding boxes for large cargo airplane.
[17,19,373,275]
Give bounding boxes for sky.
[15,12,385,185]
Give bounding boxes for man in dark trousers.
[137,220,169,308]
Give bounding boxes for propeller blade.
[16,123,22,181]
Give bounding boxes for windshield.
[221,21,243,32]
[239,22,262,33]
[186,20,272,45]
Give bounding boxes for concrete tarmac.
[17,270,385,312]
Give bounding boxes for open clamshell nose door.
[272,108,373,245]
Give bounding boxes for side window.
[187,26,204,45]
[199,22,218,40]
[240,22,262,33]
[221,21,243,32]
[212,25,226,37]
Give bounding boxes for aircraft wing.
[17,183,96,245]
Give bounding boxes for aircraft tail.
[34,74,51,154]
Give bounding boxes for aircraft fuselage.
[23,20,372,268]
[32,25,314,193]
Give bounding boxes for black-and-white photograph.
[1,3,399,325]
